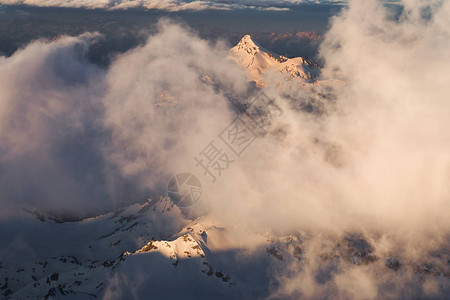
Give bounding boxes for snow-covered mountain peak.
[234,35,263,57]
[229,35,320,87]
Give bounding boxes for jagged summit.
[235,35,263,56]
[229,35,320,87]
[238,34,255,46]
[234,34,278,58]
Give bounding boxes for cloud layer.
[0,0,342,11]
[0,20,249,217]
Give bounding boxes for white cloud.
[0,20,249,217]
[101,20,249,192]
[0,0,276,11]
[0,0,346,11]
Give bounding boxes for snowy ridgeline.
[1,196,449,299]
[0,197,294,299]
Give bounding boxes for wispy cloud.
[0,0,344,11]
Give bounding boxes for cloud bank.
[0,0,342,11]
[0,20,249,218]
